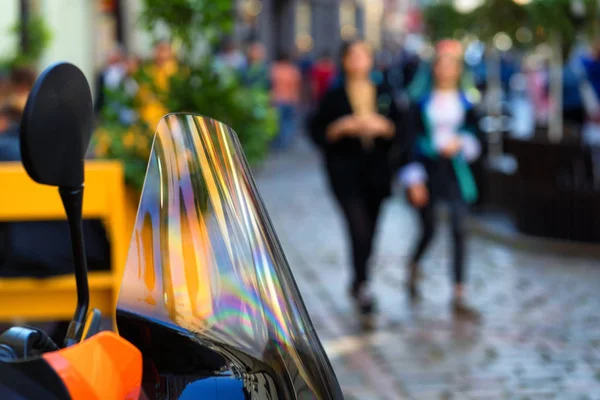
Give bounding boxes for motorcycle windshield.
[116,114,343,400]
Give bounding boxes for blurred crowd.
[511,40,600,131]
[300,36,600,324]
[2,32,600,329]
[307,39,485,323]
[87,35,600,155]
[91,38,419,152]
[94,39,177,133]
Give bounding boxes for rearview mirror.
[20,62,93,188]
[19,62,95,346]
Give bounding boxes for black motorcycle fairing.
[117,310,248,399]
[0,357,71,400]
[117,310,227,374]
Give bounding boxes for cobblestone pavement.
[255,141,600,400]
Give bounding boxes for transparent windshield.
[116,114,343,400]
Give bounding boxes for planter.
[488,137,600,243]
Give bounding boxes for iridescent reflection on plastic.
[116,114,343,400]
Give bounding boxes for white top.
[428,90,464,152]
[400,90,481,186]
[104,65,127,90]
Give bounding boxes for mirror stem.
[59,186,90,347]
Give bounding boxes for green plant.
[3,15,52,68]
[95,0,278,191]
[527,0,600,53]
[423,0,600,53]
[145,0,278,166]
[422,2,475,42]
[469,0,530,44]
[94,121,153,191]
[167,64,277,165]
[140,0,234,50]
[93,68,155,189]
[142,0,279,164]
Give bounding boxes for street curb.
[468,216,600,259]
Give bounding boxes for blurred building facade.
[237,0,365,59]
[237,0,418,59]
[0,0,415,89]
[0,0,127,91]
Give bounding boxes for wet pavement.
[255,140,600,400]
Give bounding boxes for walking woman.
[402,40,483,319]
[310,40,412,317]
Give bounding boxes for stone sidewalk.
[255,141,600,400]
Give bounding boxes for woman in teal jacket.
[401,40,483,319]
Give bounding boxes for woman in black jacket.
[310,40,413,318]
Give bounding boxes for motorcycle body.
[0,63,343,400]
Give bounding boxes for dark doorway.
[272,0,295,58]
[19,0,30,54]
[100,0,126,49]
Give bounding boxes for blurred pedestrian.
[123,55,141,94]
[402,40,483,320]
[582,39,600,103]
[95,46,126,114]
[406,59,479,105]
[375,50,393,73]
[242,41,269,89]
[7,66,36,116]
[271,52,301,150]
[0,73,10,107]
[309,40,411,319]
[524,56,550,126]
[296,48,314,79]
[296,47,315,108]
[0,106,22,162]
[563,58,586,127]
[383,51,407,105]
[577,40,600,144]
[401,49,421,92]
[310,50,337,103]
[215,39,247,72]
[101,46,127,89]
[115,55,142,125]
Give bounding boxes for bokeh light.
[453,0,484,13]
[516,27,533,43]
[295,33,313,52]
[494,32,513,51]
[244,0,263,18]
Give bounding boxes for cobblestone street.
[255,141,600,400]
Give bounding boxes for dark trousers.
[410,198,468,285]
[563,107,586,127]
[273,103,297,150]
[336,193,385,288]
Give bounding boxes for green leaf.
[6,13,52,67]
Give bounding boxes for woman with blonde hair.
[310,40,415,319]
[402,39,483,319]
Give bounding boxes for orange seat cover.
[43,332,142,400]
